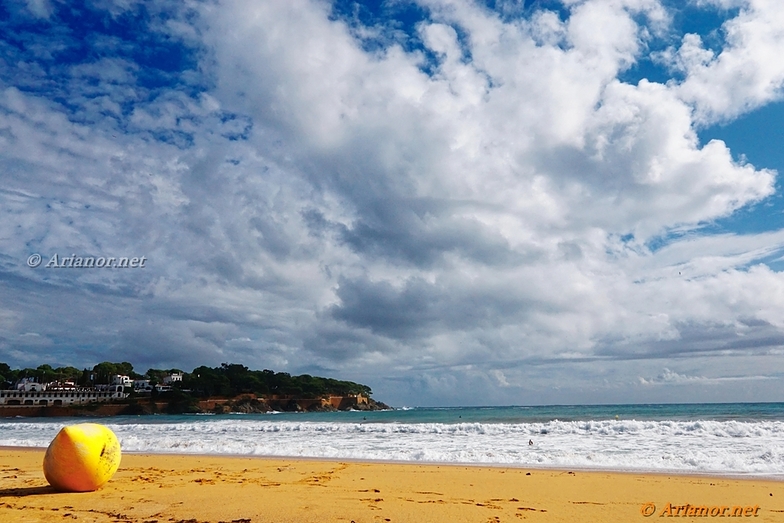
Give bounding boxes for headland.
[0,361,390,418]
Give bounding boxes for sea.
[2,403,783,478]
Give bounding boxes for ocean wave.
[2,418,783,476]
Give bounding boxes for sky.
[2,0,784,407]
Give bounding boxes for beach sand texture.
[1,448,783,522]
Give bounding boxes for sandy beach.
[0,448,782,522]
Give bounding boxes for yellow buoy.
[43,423,122,492]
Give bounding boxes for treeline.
[187,364,371,398]
[0,362,372,399]
[0,361,173,389]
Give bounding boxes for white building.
[0,388,127,406]
[133,379,153,392]
[111,375,132,387]
[47,381,77,390]
[163,372,183,385]
[15,378,46,392]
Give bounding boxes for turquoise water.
[168,402,784,424]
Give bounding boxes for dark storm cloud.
[329,274,536,339]
[337,208,528,267]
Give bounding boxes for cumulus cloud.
[2,0,784,405]
[673,0,784,124]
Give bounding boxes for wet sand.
[1,447,783,522]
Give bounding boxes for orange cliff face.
[0,393,387,418]
[327,394,369,410]
[195,393,380,414]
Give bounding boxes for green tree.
[36,364,56,384]
[115,361,136,377]
[0,362,15,388]
[53,366,81,382]
[92,362,120,384]
[185,366,231,397]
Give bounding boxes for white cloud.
[24,0,53,19]
[639,367,776,385]
[674,0,784,124]
[194,0,784,378]
[490,369,511,387]
[3,0,784,405]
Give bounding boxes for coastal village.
[0,363,388,417]
[0,372,182,408]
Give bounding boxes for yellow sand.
[1,447,783,522]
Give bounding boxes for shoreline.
[2,444,783,483]
[2,447,783,522]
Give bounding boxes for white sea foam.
[2,418,783,477]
